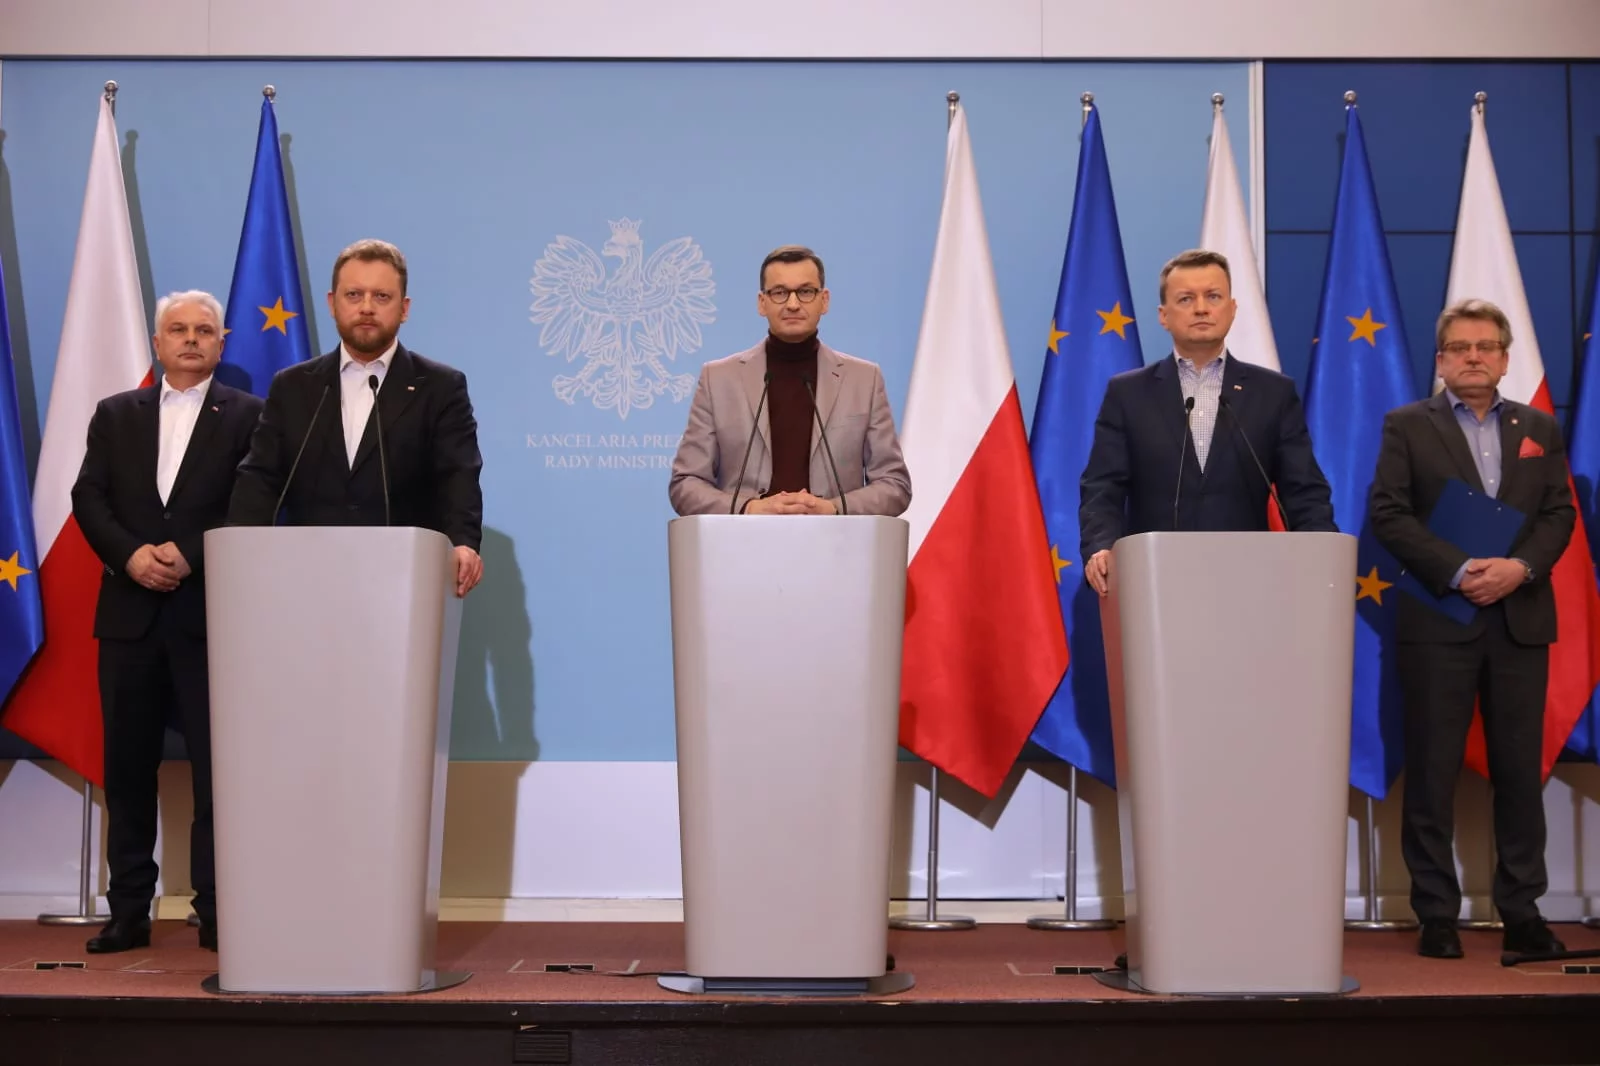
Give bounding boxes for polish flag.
[1200,100,1280,371]
[897,102,1069,799]
[1446,102,1600,777]
[0,95,152,785]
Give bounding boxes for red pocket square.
[1519,437,1545,458]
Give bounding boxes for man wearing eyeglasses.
[1370,298,1575,961]
[668,245,911,517]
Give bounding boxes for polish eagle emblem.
[529,218,716,419]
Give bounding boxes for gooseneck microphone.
[273,383,331,525]
[803,375,849,516]
[1172,395,1195,531]
[1218,395,1291,531]
[729,372,771,515]
[368,374,391,527]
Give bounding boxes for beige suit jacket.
[668,341,912,516]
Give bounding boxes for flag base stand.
[1344,795,1417,932]
[889,767,976,932]
[38,781,110,928]
[1027,767,1117,932]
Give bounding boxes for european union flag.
[1027,104,1142,787]
[1563,262,1600,762]
[1303,104,1415,799]
[220,94,311,396]
[0,261,44,704]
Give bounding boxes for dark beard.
[338,323,398,356]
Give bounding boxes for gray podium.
[204,526,465,995]
[662,515,914,996]
[1096,531,1358,997]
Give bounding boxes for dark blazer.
[71,379,265,641]
[1078,354,1337,558]
[1369,392,1575,645]
[227,345,484,551]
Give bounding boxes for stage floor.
[2,919,1599,1065]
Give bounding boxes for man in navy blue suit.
[1079,249,1336,594]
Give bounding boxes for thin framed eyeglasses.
[762,286,821,304]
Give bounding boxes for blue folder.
[1395,478,1526,624]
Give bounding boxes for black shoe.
[85,916,151,954]
[198,921,218,952]
[1503,917,1565,954]
[1418,920,1463,959]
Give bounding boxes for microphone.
[1173,395,1195,531]
[1218,395,1291,531]
[729,372,771,515]
[368,374,391,527]
[273,383,331,525]
[803,375,848,516]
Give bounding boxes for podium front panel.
[1108,531,1356,995]
[207,526,461,994]
[669,515,907,979]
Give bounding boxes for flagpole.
[35,79,122,932]
[889,90,979,936]
[1028,90,1117,934]
[1320,87,1417,938]
[1449,89,1504,937]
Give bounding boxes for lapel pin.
[407,385,416,392]
[1510,417,1518,425]
[1233,384,1243,391]
[210,405,219,412]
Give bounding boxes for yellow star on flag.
[259,297,300,335]
[0,551,33,592]
[1097,302,1134,339]
[1047,319,1069,355]
[1347,308,1386,346]
[1051,544,1072,584]
[1354,565,1393,605]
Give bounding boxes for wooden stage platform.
[2,919,1598,1065]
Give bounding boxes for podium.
[662,515,914,996]
[204,526,465,994]
[1097,531,1358,997]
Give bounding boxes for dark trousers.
[1398,602,1548,925]
[98,623,215,925]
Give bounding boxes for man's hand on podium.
[1085,549,1113,597]
[454,545,484,598]
[745,490,836,516]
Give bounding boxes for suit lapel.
[1206,354,1249,480]
[811,345,843,458]
[740,347,771,455]
[165,382,226,503]
[1150,357,1202,486]
[1425,392,1487,492]
[136,387,162,500]
[1497,398,1527,500]
[351,345,423,476]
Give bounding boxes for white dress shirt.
[339,342,396,467]
[157,375,212,504]
[1175,351,1226,471]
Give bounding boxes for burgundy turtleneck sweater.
[763,332,820,495]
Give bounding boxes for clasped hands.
[1458,557,1528,606]
[744,490,837,516]
[125,542,190,592]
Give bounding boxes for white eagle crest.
[529,219,716,419]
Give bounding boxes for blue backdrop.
[0,59,1250,761]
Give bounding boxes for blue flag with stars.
[1027,104,1142,787]
[1303,104,1415,799]
[1563,263,1600,761]
[0,261,44,705]
[220,94,311,396]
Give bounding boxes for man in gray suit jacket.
[669,245,911,517]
